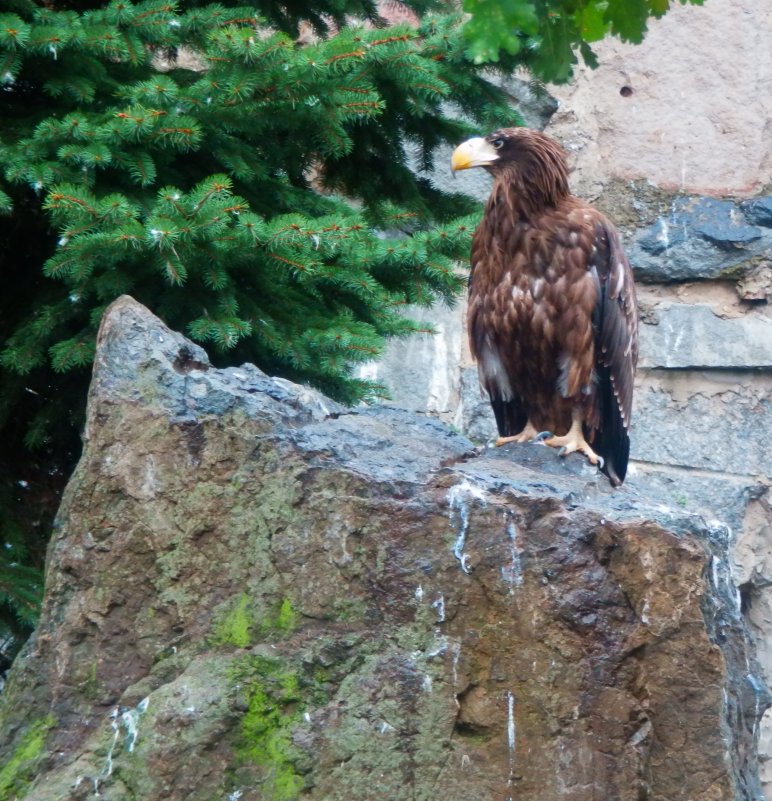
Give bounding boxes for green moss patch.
[273,598,297,634]
[0,715,55,801]
[232,656,305,801]
[213,595,299,649]
[214,593,253,648]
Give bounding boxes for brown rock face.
[0,297,767,801]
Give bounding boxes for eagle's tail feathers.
[489,395,527,439]
[591,362,630,486]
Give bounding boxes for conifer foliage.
[0,0,518,642]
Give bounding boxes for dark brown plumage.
[451,127,638,485]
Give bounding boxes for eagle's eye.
[492,138,505,149]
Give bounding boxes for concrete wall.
[361,1,772,793]
[545,0,772,199]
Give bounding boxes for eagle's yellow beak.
[451,137,499,171]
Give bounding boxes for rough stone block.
[630,196,772,283]
[632,373,771,478]
[459,364,497,443]
[356,302,464,421]
[638,304,772,369]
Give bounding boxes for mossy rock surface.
[0,298,767,801]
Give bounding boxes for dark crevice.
[453,720,493,740]
[738,581,753,615]
[173,345,210,374]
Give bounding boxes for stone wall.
[359,1,772,794]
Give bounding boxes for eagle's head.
[451,127,569,205]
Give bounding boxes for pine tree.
[0,0,522,646]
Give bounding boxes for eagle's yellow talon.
[495,420,539,446]
[543,413,602,466]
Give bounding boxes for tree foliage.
[1,2,513,406]
[462,0,706,82]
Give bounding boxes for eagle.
[451,128,638,486]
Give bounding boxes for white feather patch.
[479,345,514,401]
[615,266,625,297]
[557,353,571,398]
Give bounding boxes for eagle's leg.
[543,412,602,467]
[495,420,540,447]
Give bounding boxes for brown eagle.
[451,128,638,486]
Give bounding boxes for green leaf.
[122,151,157,186]
[146,217,183,249]
[160,256,188,286]
[605,0,650,43]
[129,75,181,107]
[0,561,43,625]
[579,2,611,42]
[578,39,600,70]
[44,77,97,103]
[530,11,579,82]
[0,50,22,83]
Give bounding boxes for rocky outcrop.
[0,298,768,801]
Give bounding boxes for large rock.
[0,297,768,801]
[733,490,772,793]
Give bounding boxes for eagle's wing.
[588,219,639,485]
[466,221,530,440]
[467,282,528,439]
